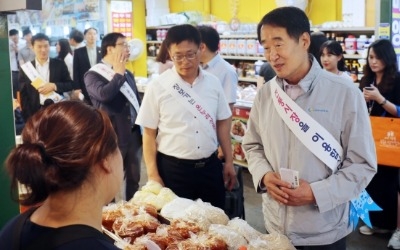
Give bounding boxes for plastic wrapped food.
[112,217,145,243]
[131,213,161,233]
[102,202,124,231]
[166,232,227,250]
[141,180,163,195]
[248,233,296,250]
[160,197,195,219]
[183,199,229,226]
[208,224,248,250]
[167,219,201,239]
[227,218,262,242]
[157,187,178,204]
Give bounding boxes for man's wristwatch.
[380,98,387,106]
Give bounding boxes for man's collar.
[35,57,50,66]
[202,52,220,69]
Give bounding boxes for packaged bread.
[227,218,262,242]
[112,216,145,244]
[102,202,125,231]
[141,180,163,195]
[248,233,296,250]
[167,219,201,240]
[208,224,248,250]
[183,199,229,226]
[160,197,195,219]
[166,232,228,250]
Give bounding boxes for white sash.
[270,79,343,172]
[89,63,140,114]
[159,69,216,133]
[20,62,63,105]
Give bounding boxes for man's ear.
[199,43,206,51]
[301,32,311,50]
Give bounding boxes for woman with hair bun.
[0,101,123,249]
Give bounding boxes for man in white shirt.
[19,33,77,120]
[136,24,237,209]
[198,25,238,111]
[18,29,35,66]
[73,27,101,105]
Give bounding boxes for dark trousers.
[296,236,346,250]
[366,165,398,229]
[157,151,225,209]
[120,128,142,200]
[12,71,19,98]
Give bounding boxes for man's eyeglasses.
[171,51,198,62]
[116,42,129,48]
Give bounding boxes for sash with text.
[270,79,380,230]
[159,69,216,135]
[20,62,63,105]
[90,63,140,114]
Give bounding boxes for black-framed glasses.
[116,42,129,48]
[171,51,198,62]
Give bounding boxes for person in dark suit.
[84,32,142,201]
[73,27,101,105]
[19,33,77,121]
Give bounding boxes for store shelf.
[220,34,258,39]
[313,27,375,32]
[146,40,163,44]
[343,54,365,59]
[221,55,265,61]
[239,76,257,83]
[146,25,174,30]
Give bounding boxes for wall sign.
[110,1,133,39]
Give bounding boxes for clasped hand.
[262,172,315,206]
[38,82,56,95]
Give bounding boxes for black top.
[0,211,119,250]
[359,72,400,117]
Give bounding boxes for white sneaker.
[388,228,400,249]
[359,225,391,235]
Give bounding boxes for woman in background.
[155,40,174,74]
[320,40,351,80]
[359,39,400,250]
[56,38,73,79]
[56,38,82,100]
[0,101,123,250]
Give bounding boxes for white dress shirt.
[136,67,232,159]
[86,46,97,67]
[35,58,50,82]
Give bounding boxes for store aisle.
[138,162,390,249]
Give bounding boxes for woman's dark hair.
[56,38,72,60]
[155,40,170,64]
[360,39,398,93]
[5,101,118,206]
[319,40,346,71]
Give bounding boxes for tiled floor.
[138,162,393,249]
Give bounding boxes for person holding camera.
[359,39,400,249]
